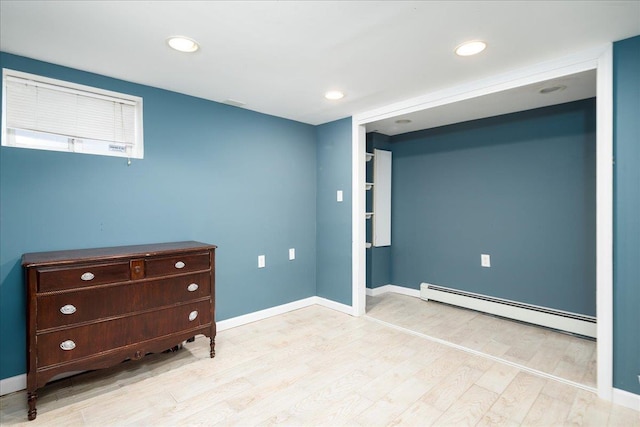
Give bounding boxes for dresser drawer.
[145,252,210,277]
[37,299,212,367]
[37,272,211,329]
[37,261,131,292]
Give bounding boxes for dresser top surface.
[22,241,217,267]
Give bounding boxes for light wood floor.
[1,304,637,426]
[366,293,597,389]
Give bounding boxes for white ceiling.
[1,1,639,127]
[367,69,597,135]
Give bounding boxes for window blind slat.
[36,85,79,137]
[6,81,38,130]
[5,74,137,105]
[2,70,143,159]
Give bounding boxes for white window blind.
[2,69,143,159]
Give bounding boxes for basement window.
[1,69,143,159]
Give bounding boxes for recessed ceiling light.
[455,40,487,57]
[325,90,345,100]
[167,36,200,53]
[395,119,412,124]
[539,85,567,94]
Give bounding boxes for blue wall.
[316,118,352,304]
[0,53,318,380]
[390,99,596,316]
[612,35,640,395]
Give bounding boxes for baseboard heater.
[420,283,596,338]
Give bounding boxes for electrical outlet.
[289,248,295,260]
[258,255,265,268]
[481,254,491,268]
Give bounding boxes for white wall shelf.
[372,149,391,247]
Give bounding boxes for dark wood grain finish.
[22,241,215,267]
[34,327,212,389]
[37,299,212,366]
[130,259,145,280]
[36,272,211,329]
[37,261,131,292]
[145,252,211,277]
[23,242,216,421]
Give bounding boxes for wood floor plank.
[388,400,444,426]
[563,388,611,426]
[476,410,522,427]
[520,392,572,426]
[359,356,428,402]
[539,379,578,405]
[283,378,374,425]
[487,372,546,424]
[419,364,485,412]
[352,397,411,427]
[433,384,499,426]
[475,362,521,395]
[606,405,640,426]
[367,293,597,389]
[0,301,636,426]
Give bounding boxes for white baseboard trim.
[314,296,355,315]
[0,373,26,397]
[366,286,386,296]
[1,296,353,397]
[217,297,317,331]
[612,387,640,412]
[366,284,420,298]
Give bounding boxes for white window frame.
[1,69,144,159]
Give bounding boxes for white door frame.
[350,44,614,400]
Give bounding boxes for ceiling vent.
[223,99,246,107]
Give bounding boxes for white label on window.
[109,144,127,153]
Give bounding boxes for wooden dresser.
[22,241,216,421]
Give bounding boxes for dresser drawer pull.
[60,340,76,351]
[175,261,186,269]
[60,304,77,315]
[188,311,198,321]
[187,283,199,292]
[80,272,95,281]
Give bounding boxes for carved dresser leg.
[210,337,216,358]
[27,391,37,421]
